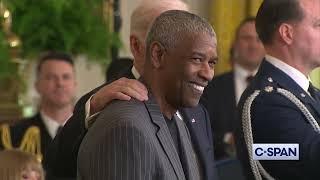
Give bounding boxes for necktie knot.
[56,126,63,136]
[246,75,254,84]
[308,83,319,101]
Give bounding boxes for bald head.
[130,0,189,41]
[130,0,189,75]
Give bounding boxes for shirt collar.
[40,111,66,138]
[175,111,183,120]
[131,66,140,79]
[265,54,310,92]
[234,63,258,80]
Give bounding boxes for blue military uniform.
[236,59,320,180]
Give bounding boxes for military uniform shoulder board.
[0,124,42,162]
[241,77,319,180]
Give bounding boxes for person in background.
[0,149,44,180]
[201,17,265,160]
[106,57,133,81]
[0,52,77,163]
[237,0,320,179]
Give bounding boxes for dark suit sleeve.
[78,125,155,180]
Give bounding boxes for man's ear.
[130,35,142,58]
[150,41,165,68]
[278,23,294,45]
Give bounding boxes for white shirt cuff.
[85,94,101,129]
[223,132,233,144]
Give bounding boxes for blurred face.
[161,32,218,108]
[36,60,76,108]
[233,21,265,71]
[292,0,320,71]
[21,169,41,180]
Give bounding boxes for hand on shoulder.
[90,77,148,115]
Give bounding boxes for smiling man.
[77,10,218,180]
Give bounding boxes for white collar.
[175,111,183,120]
[131,66,140,79]
[265,55,310,92]
[234,63,258,80]
[40,111,66,138]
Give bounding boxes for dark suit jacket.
[106,57,133,81]
[236,60,320,180]
[45,68,218,180]
[78,96,201,180]
[201,71,237,160]
[1,113,52,163]
[180,105,218,180]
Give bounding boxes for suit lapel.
[34,114,53,158]
[173,114,200,180]
[229,71,237,107]
[31,114,52,142]
[144,95,186,180]
[229,72,238,128]
[179,108,207,172]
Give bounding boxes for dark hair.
[235,16,256,40]
[146,10,216,60]
[255,0,304,45]
[36,51,74,75]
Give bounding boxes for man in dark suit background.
[45,1,218,180]
[201,17,265,160]
[106,57,133,82]
[0,52,77,163]
[236,0,320,179]
[78,9,218,180]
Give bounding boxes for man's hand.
[90,78,148,115]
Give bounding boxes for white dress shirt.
[233,63,258,104]
[40,111,68,138]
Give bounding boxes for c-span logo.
[252,144,299,160]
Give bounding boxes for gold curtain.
[210,0,262,75]
[247,0,263,17]
[210,0,320,87]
